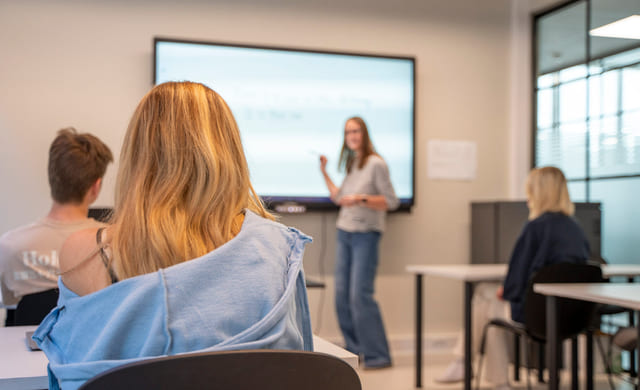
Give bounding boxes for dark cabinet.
[470,201,601,264]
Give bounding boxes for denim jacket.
[33,211,313,390]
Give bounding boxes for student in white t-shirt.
[0,128,112,323]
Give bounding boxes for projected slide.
[155,39,414,207]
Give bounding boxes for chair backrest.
[523,262,604,341]
[13,288,59,326]
[88,207,113,223]
[78,349,362,390]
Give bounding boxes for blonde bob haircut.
[525,166,574,220]
[110,81,273,280]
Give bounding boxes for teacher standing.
[319,116,399,369]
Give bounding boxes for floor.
[355,361,636,390]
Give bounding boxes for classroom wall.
[0,0,554,356]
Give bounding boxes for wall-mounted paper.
[427,140,477,180]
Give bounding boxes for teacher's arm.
[351,194,389,210]
[371,158,400,211]
[319,155,340,201]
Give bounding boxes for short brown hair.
[48,127,113,204]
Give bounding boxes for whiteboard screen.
[154,38,415,210]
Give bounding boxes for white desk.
[0,326,48,389]
[534,283,640,390]
[406,263,640,281]
[406,263,640,389]
[534,283,640,311]
[313,335,358,368]
[0,326,358,390]
[406,264,506,389]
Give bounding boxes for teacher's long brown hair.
[338,116,376,173]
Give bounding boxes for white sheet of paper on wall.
[427,139,477,181]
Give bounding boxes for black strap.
[96,228,119,284]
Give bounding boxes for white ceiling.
[537,0,640,74]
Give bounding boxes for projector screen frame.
[153,36,416,212]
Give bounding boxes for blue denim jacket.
[33,211,313,390]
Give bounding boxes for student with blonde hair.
[523,165,574,220]
[436,166,589,389]
[34,82,313,390]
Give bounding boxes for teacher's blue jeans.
[335,229,391,367]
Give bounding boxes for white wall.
[0,0,540,354]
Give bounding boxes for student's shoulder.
[60,227,102,271]
[59,227,113,296]
[64,227,101,246]
[0,220,44,252]
[520,216,544,237]
[368,154,386,165]
[1,219,45,239]
[245,210,291,234]
[527,212,579,237]
[531,212,572,226]
[84,218,108,229]
[367,154,389,171]
[244,210,311,244]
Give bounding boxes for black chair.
[589,256,632,326]
[476,262,604,390]
[78,349,362,390]
[600,327,639,388]
[12,288,59,326]
[586,256,637,388]
[4,308,16,326]
[88,207,113,223]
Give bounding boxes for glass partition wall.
[534,0,640,266]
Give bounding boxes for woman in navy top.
[437,167,589,388]
[499,166,590,322]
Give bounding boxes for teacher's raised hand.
[319,155,328,172]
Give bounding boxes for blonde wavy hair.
[110,81,273,279]
[526,166,574,220]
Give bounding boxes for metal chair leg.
[514,334,521,382]
[525,339,532,390]
[538,342,546,383]
[595,331,617,390]
[571,336,578,390]
[476,324,489,390]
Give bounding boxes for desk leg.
[630,277,637,378]
[547,296,559,390]
[464,282,474,390]
[416,274,423,388]
[571,337,578,390]
[636,319,639,390]
[586,331,594,390]
[514,334,520,382]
